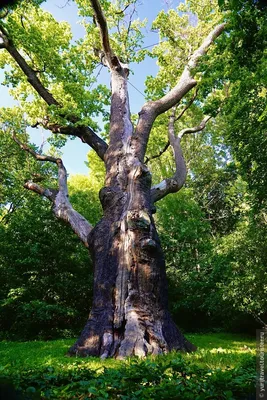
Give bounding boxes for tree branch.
[152,23,226,116]
[12,133,59,163]
[90,0,120,69]
[145,141,170,163]
[187,24,226,70]
[175,89,198,122]
[12,133,93,247]
[151,108,186,202]
[24,181,56,202]
[178,115,212,139]
[151,110,212,203]
[145,90,199,163]
[0,24,59,106]
[0,23,108,160]
[37,121,108,161]
[115,3,131,15]
[132,23,225,161]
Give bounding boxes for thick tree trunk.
[68,161,195,358]
[67,64,196,359]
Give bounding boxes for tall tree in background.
[0,0,227,358]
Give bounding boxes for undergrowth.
[0,333,256,399]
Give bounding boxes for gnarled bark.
[68,156,195,358]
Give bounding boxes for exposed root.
[67,312,196,359]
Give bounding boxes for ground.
[0,333,256,399]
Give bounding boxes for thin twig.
[12,133,59,164]
[145,141,170,163]
[175,89,198,121]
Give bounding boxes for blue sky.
[0,0,178,175]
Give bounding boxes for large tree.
[0,0,226,358]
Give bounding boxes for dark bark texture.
[68,163,195,358]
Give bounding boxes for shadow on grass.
[0,333,256,399]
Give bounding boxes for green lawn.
[0,333,256,399]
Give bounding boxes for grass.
[0,332,256,372]
[0,338,119,372]
[0,333,257,399]
[185,333,255,369]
